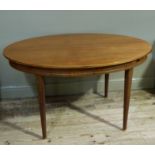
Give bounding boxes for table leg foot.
[36,75,47,139]
[105,74,109,97]
[123,68,133,130]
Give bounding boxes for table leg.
[105,74,109,97]
[36,75,47,139]
[123,68,133,130]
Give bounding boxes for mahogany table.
[4,34,152,139]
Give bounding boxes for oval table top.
[4,34,152,69]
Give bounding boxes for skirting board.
[0,77,155,99]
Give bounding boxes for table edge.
[3,33,152,69]
[9,56,147,77]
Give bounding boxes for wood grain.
[123,68,133,130]
[4,34,151,69]
[36,75,47,139]
[3,33,152,139]
[9,56,147,77]
[0,90,155,144]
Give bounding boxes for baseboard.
[1,77,155,99]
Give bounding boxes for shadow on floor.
[0,92,122,138]
[1,121,42,139]
[67,102,122,130]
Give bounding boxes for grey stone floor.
[0,89,155,144]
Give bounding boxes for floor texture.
[0,90,155,145]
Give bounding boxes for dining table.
[4,33,152,139]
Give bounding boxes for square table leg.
[36,75,47,139]
[123,68,133,130]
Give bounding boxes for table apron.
[9,56,147,77]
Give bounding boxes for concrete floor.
[0,90,155,144]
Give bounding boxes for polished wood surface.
[123,68,133,130]
[9,56,147,77]
[4,34,151,69]
[3,34,152,139]
[36,75,46,139]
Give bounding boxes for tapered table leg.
[105,74,109,97]
[123,68,133,130]
[36,75,47,139]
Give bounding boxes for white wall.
[0,11,155,98]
